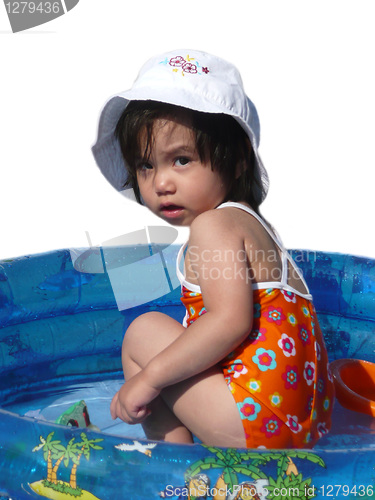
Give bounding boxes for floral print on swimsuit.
[180,285,335,449]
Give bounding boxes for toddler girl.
[92,50,334,448]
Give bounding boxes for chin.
[164,218,190,227]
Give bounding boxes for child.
[92,49,334,449]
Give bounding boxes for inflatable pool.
[0,246,375,500]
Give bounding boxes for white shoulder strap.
[217,202,294,289]
[176,241,187,286]
[176,202,310,296]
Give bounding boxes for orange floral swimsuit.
[177,202,334,449]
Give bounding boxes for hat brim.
[92,90,269,202]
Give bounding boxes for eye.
[137,162,153,172]
[175,157,190,167]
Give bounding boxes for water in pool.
[4,375,375,451]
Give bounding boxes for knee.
[125,311,163,335]
[122,311,183,355]
[122,312,163,350]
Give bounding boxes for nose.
[154,167,176,195]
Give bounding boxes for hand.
[110,371,161,425]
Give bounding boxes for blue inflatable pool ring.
[0,246,375,500]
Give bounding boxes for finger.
[131,406,151,424]
[135,407,148,421]
[120,406,149,425]
[113,398,139,424]
[110,392,119,419]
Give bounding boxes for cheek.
[208,175,227,198]
[193,181,226,208]
[137,173,150,192]
[136,181,153,206]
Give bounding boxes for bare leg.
[123,334,193,443]
[122,311,246,447]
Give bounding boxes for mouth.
[159,204,185,219]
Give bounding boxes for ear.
[235,160,246,179]
[235,137,252,179]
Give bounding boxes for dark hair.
[115,100,266,213]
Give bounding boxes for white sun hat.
[92,49,269,203]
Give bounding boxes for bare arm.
[146,212,253,386]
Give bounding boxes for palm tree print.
[31,431,103,497]
[184,447,325,500]
[32,432,66,483]
[69,433,103,489]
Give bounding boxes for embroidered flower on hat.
[182,62,197,74]
[169,56,185,67]
[162,54,209,77]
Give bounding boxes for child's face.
[136,115,228,226]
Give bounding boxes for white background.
[0,0,373,260]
